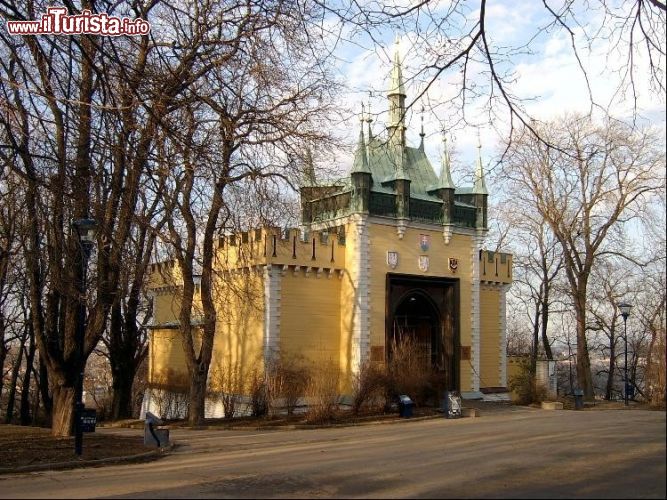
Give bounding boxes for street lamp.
[618,302,632,407]
[72,217,97,456]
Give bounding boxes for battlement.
[148,226,348,289]
[218,226,346,270]
[479,250,512,284]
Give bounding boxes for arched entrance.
[386,274,459,391]
[391,291,441,370]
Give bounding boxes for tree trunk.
[38,357,53,419]
[51,385,76,436]
[111,363,136,420]
[0,302,6,405]
[604,327,616,400]
[5,323,29,424]
[574,293,594,399]
[4,337,25,424]
[0,336,6,405]
[20,329,36,425]
[531,301,540,377]
[188,369,208,426]
[541,291,553,360]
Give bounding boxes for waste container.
[398,395,414,418]
[144,412,170,447]
[442,391,462,419]
[573,389,584,410]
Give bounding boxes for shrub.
[508,358,547,405]
[248,369,268,417]
[385,335,432,406]
[265,355,311,417]
[147,372,190,420]
[351,360,386,415]
[210,362,246,419]
[306,360,341,423]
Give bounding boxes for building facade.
[143,44,512,417]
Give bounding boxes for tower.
[432,134,456,243]
[351,107,372,214]
[473,138,488,231]
[386,39,411,231]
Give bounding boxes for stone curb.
[0,443,174,475]
[179,412,473,431]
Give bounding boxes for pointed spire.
[419,105,425,151]
[437,132,455,189]
[387,36,407,150]
[388,37,405,97]
[303,147,317,186]
[473,131,488,195]
[366,95,373,140]
[351,103,371,174]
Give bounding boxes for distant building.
[142,43,513,417]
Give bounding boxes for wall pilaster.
[263,264,282,365]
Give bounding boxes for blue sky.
[322,0,666,184]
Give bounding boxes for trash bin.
[442,391,462,419]
[398,395,414,418]
[144,412,170,447]
[573,389,584,410]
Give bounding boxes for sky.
[322,0,666,185]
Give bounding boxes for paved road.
[0,407,664,499]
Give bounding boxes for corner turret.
[472,137,488,230]
[351,106,372,213]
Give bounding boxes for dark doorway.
[392,292,440,370]
[386,274,459,391]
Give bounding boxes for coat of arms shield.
[418,255,429,272]
[386,251,399,269]
[419,234,430,252]
[449,257,459,273]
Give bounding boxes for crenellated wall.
[145,220,513,407]
[479,250,512,284]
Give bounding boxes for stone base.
[482,392,511,402]
[462,408,479,418]
[144,427,170,447]
[541,401,564,410]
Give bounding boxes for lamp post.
[72,217,97,456]
[618,302,632,407]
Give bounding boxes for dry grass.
[0,424,154,472]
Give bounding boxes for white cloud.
[325,1,666,178]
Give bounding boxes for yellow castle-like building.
[142,45,512,417]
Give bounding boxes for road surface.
[0,407,664,498]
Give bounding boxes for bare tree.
[501,115,665,399]
[587,259,635,400]
[0,0,265,435]
[158,1,337,426]
[0,168,19,405]
[501,204,564,374]
[317,0,665,143]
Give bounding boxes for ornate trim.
[263,265,281,364]
[351,214,371,372]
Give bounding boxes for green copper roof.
[435,137,455,190]
[365,137,440,202]
[351,127,371,174]
[473,143,488,195]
